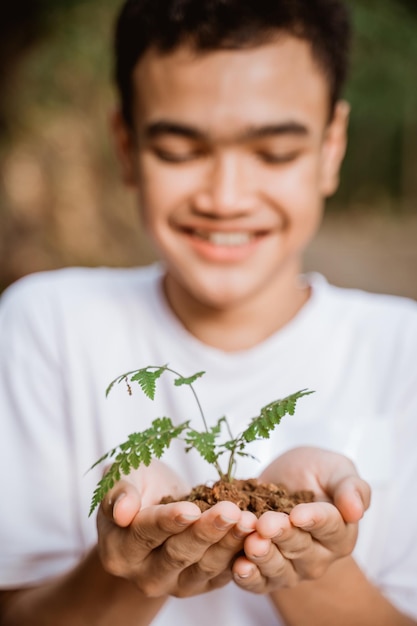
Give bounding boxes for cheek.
[264,158,322,217]
[135,165,174,227]
[138,156,203,203]
[269,159,325,246]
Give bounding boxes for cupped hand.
[96,460,257,598]
[232,446,371,594]
[257,446,371,523]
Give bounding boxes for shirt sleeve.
[374,311,417,620]
[0,276,86,587]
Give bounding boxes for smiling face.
[114,36,348,319]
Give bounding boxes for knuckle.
[194,560,219,578]
[162,541,192,570]
[100,551,125,578]
[322,517,343,541]
[278,538,311,561]
[340,534,357,557]
[236,579,264,594]
[132,526,158,552]
[270,560,288,580]
[139,579,166,598]
[209,570,233,590]
[302,561,328,581]
[280,545,308,561]
[171,586,191,599]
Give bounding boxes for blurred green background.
[0,0,416,296]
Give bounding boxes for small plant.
[89,365,313,516]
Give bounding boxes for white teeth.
[196,231,252,246]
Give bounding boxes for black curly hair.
[114,0,351,125]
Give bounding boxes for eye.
[152,147,204,163]
[148,135,207,164]
[256,150,300,164]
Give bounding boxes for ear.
[320,100,350,197]
[110,110,137,186]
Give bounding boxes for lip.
[178,225,269,263]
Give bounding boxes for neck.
[163,266,311,352]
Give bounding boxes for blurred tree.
[0,3,40,133]
[335,0,417,208]
[349,0,417,122]
[0,0,91,135]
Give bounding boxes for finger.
[232,551,296,593]
[258,522,330,581]
[98,501,205,593]
[233,554,265,593]
[101,479,142,527]
[251,512,312,558]
[313,452,371,522]
[199,508,256,557]
[135,501,242,596]
[289,502,358,554]
[245,517,313,580]
[132,501,202,549]
[98,501,202,573]
[159,501,242,575]
[179,510,257,589]
[262,447,371,523]
[244,521,335,584]
[253,511,292,539]
[331,475,371,523]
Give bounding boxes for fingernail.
[232,526,254,540]
[175,513,200,526]
[112,492,126,514]
[234,567,255,580]
[354,491,364,508]
[300,520,315,530]
[214,515,236,530]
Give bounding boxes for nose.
[192,152,255,217]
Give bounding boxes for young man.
[0,0,416,624]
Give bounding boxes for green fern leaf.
[185,429,218,463]
[120,455,130,475]
[105,374,127,397]
[184,416,226,462]
[130,366,166,400]
[88,416,189,515]
[241,389,314,443]
[88,447,117,471]
[89,466,120,516]
[242,422,257,442]
[174,371,205,386]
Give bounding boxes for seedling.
[89,365,313,516]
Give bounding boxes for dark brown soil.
[161,478,315,517]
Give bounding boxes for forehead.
[131,37,330,134]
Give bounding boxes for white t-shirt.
[1,264,417,624]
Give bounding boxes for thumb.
[101,479,143,528]
[332,475,371,523]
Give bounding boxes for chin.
[191,281,255,311]
[165,259,265,311]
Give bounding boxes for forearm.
[0,546,167,626]
[270,556,416,626]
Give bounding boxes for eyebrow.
[143,120,309,143]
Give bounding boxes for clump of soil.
[161,478,315,517]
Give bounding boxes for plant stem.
[164,367,210,433]
[153,366,226,479]
[225,444,237,482]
